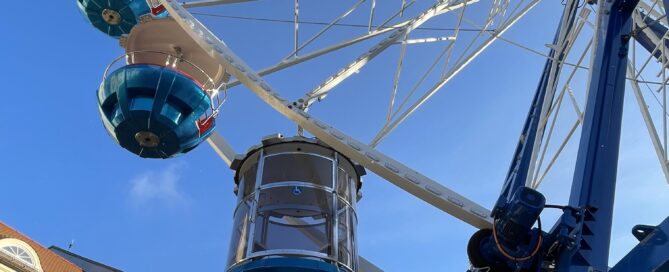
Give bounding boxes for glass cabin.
[228,135,364,272]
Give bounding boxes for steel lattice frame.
[154,0,669,270]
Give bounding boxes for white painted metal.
[524,0,581,187]
[529,10,591,188]
[359,257,384,272]
[299,0,480,109]
[628,64,669,184]
[368,0,376,33]
[399,36,456,44]
[206,132,238,167]
[284,0,366,60]
[225,22,403,89]
[294,0,299,57]
[369,0,541,147]
[159,0,493,229]
[637,0,668,25]
[182,0,255,8]
[387,33,408,124]
[123,17,228,88]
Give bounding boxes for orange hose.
[492,219,543,262]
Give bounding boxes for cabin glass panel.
[227,140,361,272]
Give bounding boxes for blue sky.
[1,1,668,271]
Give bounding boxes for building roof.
[0,221,83,272]
[49,247,122,272]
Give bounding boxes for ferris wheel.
[75,0,669,271]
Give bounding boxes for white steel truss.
[159,0,494,229]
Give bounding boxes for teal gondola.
[77,0,151,38]
[98,64,216,158]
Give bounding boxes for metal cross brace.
[158,0,493,229]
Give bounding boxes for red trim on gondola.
[196,117,215,135]
[146,0,166,15]
[150,5,166,15]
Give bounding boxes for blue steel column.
[556,1,638,271]
[664,0,669,25]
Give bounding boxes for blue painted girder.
[610,216,669,272]
[553,0,639,271]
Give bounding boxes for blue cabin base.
[98,64,215,158]
[229,258,348,272]
[77,0,150,38]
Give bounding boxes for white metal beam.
[225,23,402,89]
[628,63,669,184]
[206,131,238,167]
[637,0,668,25]
[525,1,584,186]
[299,0,479,108]
[160,0,493,229]
[182,0,256,8]
[369,0,541,147]
[359,257,384,272]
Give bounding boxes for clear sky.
[1,1,668,271]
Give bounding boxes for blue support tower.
[610,217,669,271]
[554,0,639,270]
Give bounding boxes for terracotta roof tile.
[0,221,83,272]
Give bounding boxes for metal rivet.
[260,82,271,92]
[426,185,442,196]
[315,121,329,129]
[447,196,464,207]
[471,209,489,218]
[224,55,235,63]
[331,130,345,140]
[384,162,399,173]
[194,28,204,37]
[365,152,380,162]
[235,64,246,72]
[405,174,420,184]
[272,93,285,101]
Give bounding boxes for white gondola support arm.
[159,0,493,229]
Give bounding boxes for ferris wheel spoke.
[638,0,668,25]
[206,131,238,167]
[531,88,567,189]
[369,0,541,147]
[222,21,404,90]
[293,0,299,57]
[159,0,494,229]
[523,0,582,187]
[374,0,416,32]
[386,33,408,124]
[284,0,366,59]
[532,118,581,188]
[182,0,256,9]
[628,63,669,184]
[299,0,479,109]
[367,0,376,33]
[529,38,592,188]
